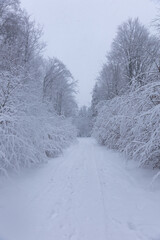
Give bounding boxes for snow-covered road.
[0,138,160,240]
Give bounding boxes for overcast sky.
[20,0,158,106]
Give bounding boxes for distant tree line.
[73,106,92,137]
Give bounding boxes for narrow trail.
[33,139,108,240]
[0,138,160,240]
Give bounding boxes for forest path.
[0,138,160,240]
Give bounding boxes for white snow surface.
[0,138,160,240]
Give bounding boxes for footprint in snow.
[49,210,58,220]
[127,221,136,231]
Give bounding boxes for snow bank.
[93,81,160,168]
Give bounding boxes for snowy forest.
[1,0,160,239]
[2,0,160,174]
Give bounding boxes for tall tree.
[91,18,160,119]
[109,18,160,89]
[43,58,77,117]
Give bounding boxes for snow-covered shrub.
[43,116,77,158]
[93,81,160,168]
[0,113,76,175]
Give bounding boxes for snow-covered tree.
[43,58,77,117]
[0,0,77,175]
[92,18,160,115]
[109,18,160,89]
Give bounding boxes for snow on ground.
[0,138,160,240]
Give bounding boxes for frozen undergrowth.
[0,113,77,175]
[93,81,160,168]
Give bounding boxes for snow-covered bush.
[0,112,76,175]
[43,116,77,158]
[93,81,160,168]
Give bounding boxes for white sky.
[20,0,158,106]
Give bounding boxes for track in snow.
[0,138,160,240]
